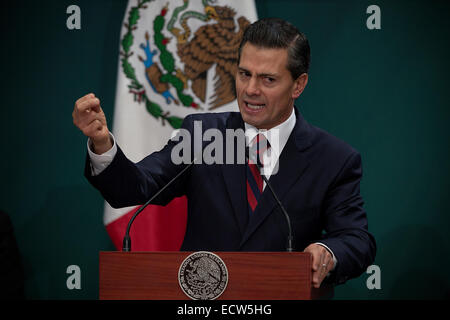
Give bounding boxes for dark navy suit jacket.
[85,108,376,285]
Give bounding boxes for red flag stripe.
[105,196,188,251]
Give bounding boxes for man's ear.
[292,73,308,99]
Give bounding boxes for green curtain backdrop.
[1,0,449,299]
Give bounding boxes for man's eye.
[265,77,275,83]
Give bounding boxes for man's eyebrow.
[238,67,278,78]
[238,67,250,73]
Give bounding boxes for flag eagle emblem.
[120,0,250,129]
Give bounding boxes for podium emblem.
[178,251,228,300]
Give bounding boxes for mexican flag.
[105,0,257,251]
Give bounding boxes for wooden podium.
[99,251,329,300]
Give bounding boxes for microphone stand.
[122,161,195,252]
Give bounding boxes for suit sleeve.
[319,152,376,285]
[84,116,195,209]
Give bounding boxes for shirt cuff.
[87,133,117,176]
[314,242,338,271]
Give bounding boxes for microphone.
[259,168,294,252]
[122,160,195,252]
[246,150,294,252]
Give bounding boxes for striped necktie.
[247,134,270,213]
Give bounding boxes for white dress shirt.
[87,133,117,176]
[244,107,296,188]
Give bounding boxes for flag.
[105,0,258,251]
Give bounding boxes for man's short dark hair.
[238,18,311,80]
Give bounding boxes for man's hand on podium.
[304,244,335,288]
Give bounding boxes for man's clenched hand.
[72,93,112,154]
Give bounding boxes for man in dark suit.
[73,18,375,288]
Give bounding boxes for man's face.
[236,43,306,130]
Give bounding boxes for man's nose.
[246,77,260,96]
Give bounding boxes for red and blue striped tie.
[247,134,270,213]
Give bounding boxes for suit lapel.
[221,113,248,236]
[239,108,313,248]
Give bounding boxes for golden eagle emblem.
[173,4,250,109]
[120,0,252,128]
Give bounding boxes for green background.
[1,0,449,299]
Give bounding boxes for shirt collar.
[244,108,296,158]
